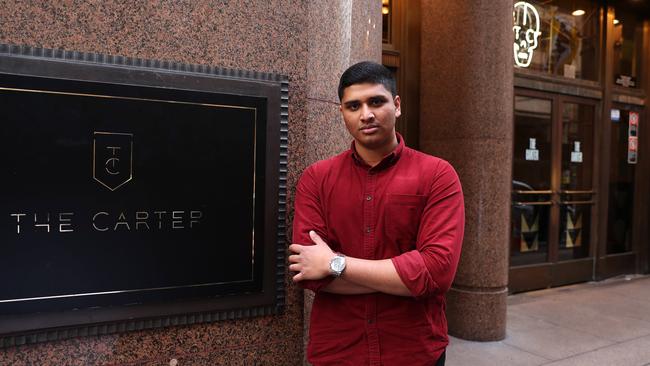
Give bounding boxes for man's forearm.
[341,257,411,296]
[321,277,376,294]
[289,231,412,297]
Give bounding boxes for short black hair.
[337,61,396,101]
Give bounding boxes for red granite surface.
[0,0,381,364]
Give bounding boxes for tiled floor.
[446,275,650,366]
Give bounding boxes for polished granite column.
[419,0,514,341]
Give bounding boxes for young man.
[289,61,464,366]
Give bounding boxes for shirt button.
[367,319,374,324]
[365,227,372,233]
[366,195,372,201]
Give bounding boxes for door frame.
[595,103,645,280]
[510,88,601,293]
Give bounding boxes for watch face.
[331,256,345,272]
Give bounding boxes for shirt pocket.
[384,194,427,251]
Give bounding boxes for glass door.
[510,90,598,293]
[597,105,642,278]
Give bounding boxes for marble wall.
[0,1,381,365]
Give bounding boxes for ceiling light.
[382,6,389,15]
[572,9,586,16]
[613,19,620,25]
[382,0,389,5]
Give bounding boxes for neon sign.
[513,2,542,68]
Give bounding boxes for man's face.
[339,83,401,151]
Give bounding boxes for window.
[513,0,600,81]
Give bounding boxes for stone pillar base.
[446,286,507,341]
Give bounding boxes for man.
[289,61,464,366]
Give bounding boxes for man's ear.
[394,95,402,118]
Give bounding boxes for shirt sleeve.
[291,164,335,293]
[391,160,465,299]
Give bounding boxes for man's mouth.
[360,125,379,134]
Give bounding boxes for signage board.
[628,112,639,164]
[615,74,637,88]
[0,44,287,346]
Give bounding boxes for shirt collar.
[350,132,404,171]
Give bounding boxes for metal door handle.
[558,190,595,195]
[557,200,595,205]
[513,201,553,206]
[513,190,553,194]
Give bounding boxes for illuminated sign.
[513,1,542,68]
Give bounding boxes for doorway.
[596,105,643,279]
[509,89,599,293]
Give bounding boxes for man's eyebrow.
[343,95,389,106]
[342,100,360,107]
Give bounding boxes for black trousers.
[435,350,446,366]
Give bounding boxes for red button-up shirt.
[292,135,465,366]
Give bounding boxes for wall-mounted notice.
[611,109,620,122]
[571,141,583,163]
[525,138,539,161]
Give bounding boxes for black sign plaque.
[0,45,287,346]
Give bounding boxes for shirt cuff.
[298,276,336,293]
[392,250,439,298]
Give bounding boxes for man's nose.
[360,104,374,122]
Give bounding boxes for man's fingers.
[292,272,304,282]
[288,263,301,272]
[288,254,301,263]
[309,230,326,245]
[288,244,302,254]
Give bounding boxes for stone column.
[299,1,382,363]
[419,0,514,341]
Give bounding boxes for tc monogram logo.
[93,132,133,191]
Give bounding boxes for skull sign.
[513,2,542,68]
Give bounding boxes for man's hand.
[288,231,335,282]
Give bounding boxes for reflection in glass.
[511,96,552,266]
[561,103,594,190]
[612,7,643,87]
[607,109,636,254]
[382,0,392,44]
[513,0,599,81]
[559,102,594,260]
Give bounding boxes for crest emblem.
[93,132,133,191]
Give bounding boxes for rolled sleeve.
[392,161,465,299]
[292,165,335,293]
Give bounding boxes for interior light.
[613,19,620,25]
[382,6,389,15]
[382,0,389,5]
[572,9,586,16]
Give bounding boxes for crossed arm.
[288,230,411,296]
[290,161,464,299]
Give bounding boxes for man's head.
[338,61,397,101]
[338,61,401,156]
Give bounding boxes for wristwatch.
[329,253,346,277]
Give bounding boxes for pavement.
[446,275,650,366]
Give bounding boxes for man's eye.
[347,104,359,111]
[370,99,384,106]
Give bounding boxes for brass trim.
[513,190,553,194]
[513,201,553,206]
[0,86,256,110]
[558,200,595,205]
[558,190,596,194]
